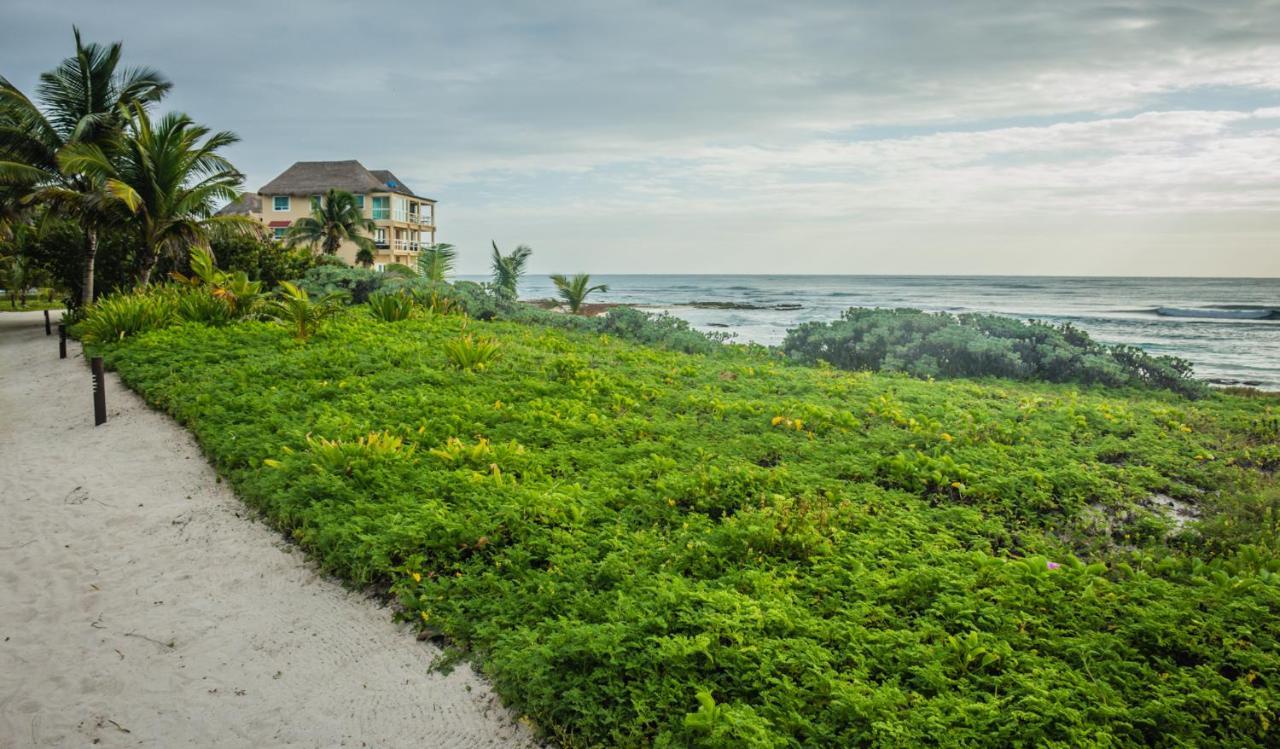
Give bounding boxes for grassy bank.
[98,310,1280,747]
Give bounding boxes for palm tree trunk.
[81,228,99,306]
[138,251,158,287]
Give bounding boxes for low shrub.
[174,289,237,326]
[78,291,176,342]
[367,291,415,322]
[442,333,502,370]
[293,265,387,303]
[383,262,417,278]
[597,306,732,354]
[265,281,344,340]
[783,308,1208,397]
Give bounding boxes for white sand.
[0,311,539,748]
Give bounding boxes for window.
[311,194,322,209]
[372,196,390,220]
[272,195,290,211]
[374,228,387,246]
[353,194,365,210]
[272,227,287,240]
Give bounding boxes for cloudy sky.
[4,1,1280,276]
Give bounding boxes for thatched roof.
[215,193,261,216]
[258,160,434,201]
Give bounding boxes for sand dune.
[0,311,538,748]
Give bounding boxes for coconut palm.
[0,27,171,304]
[59,105,247,286]
[550,273,609,314]
[490,240,532,300]
[417,243,456,282]
[285,189,376,258]
[355,247,375,268]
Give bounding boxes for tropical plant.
[409,284,460,315]
[367,290,415,322]
[285,189,375,258]
[550,272,609,314]
[490,240,532,300]
[355,247,374,268]
[174,288,236,326]
[0,27,171,305]
[58,105,247,286]
[78,290,176,342]
[265,281,343,340]
[442,334,502,371]
[169,246,263,317]
[417,243,456,282]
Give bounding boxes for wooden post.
[58,324,67,359]
[91,356,106,426]
[44,309,52,335]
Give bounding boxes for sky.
[3,0,1280,276]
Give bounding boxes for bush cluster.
[98,311,1280,747]
[782,308,1207,397]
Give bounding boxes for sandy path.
[0,312,539,748]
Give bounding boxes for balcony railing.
[391,239,423,252]
[388,209,434,225]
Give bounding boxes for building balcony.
[391,239,423,252]
[389,210,435,226]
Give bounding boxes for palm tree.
[417,243,456,282]
[355,247,375,268]
[490,240,532,300]
[59,105,248,286]
[285,189,376,258]
[550,273,609,314]
[0,27,171,304]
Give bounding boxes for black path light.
[43,309,51,335]
[91,356,106,426]
[58,324,66,359]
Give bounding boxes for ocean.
[464,275,1280,390]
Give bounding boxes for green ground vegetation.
[92,301,1280,748]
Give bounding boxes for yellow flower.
[262,458,283,468]
[940,433,953,442]
[420,611,429,621]
[411,572,422,582]
[951,481,964,489]
[771,415,785,426]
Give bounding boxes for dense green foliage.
[205,233,315,289]
[98,310,1280,748]
[783,308,1207,398]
